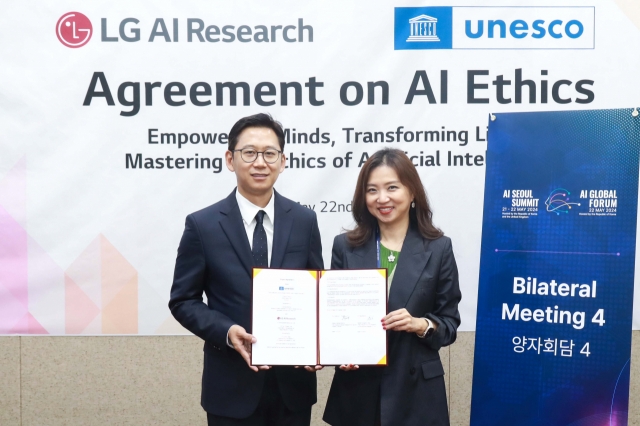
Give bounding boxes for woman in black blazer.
[323,148,461,426]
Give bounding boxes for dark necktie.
[252,210,268,267]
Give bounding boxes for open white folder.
[251,268,388,366]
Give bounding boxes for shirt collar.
[236,189,275,225]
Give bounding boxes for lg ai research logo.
[55,14,312,46]
[395,6,595,50]
[57,12,92,48]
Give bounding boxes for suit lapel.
[219,190,253,275]
[346,235,377,269]
[270,191,293,268]
[388,227,431,312]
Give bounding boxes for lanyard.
[375,226,381,268]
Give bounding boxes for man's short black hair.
[228,113,285,151]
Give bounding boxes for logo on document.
[394,7,452,50]
[56,12,93,48]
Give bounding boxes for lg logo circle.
[56,12,92,48]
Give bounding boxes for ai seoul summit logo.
[545,188,580,215]
[56,12,92,48]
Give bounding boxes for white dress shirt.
[228,189,275,347]
[235,189,275,267]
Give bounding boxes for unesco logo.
[394,6,594,50]
[56,12,93,48]
[395,7,452,50]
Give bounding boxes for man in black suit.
[169,113,323,426]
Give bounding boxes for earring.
[411,201,415,208]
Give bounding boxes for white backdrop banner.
[1,0,639,334]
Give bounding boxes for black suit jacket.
[323,225,461,426]
[169,190,324,418]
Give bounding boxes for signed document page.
[318,269,387,366]
[251,268,318,366]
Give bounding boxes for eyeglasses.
[232,148,282,164]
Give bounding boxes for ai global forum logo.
[545,188,580,215]
[56,12,93,48]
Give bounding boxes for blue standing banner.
[471,109,640,426]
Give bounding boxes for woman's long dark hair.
[346,148,443,247]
